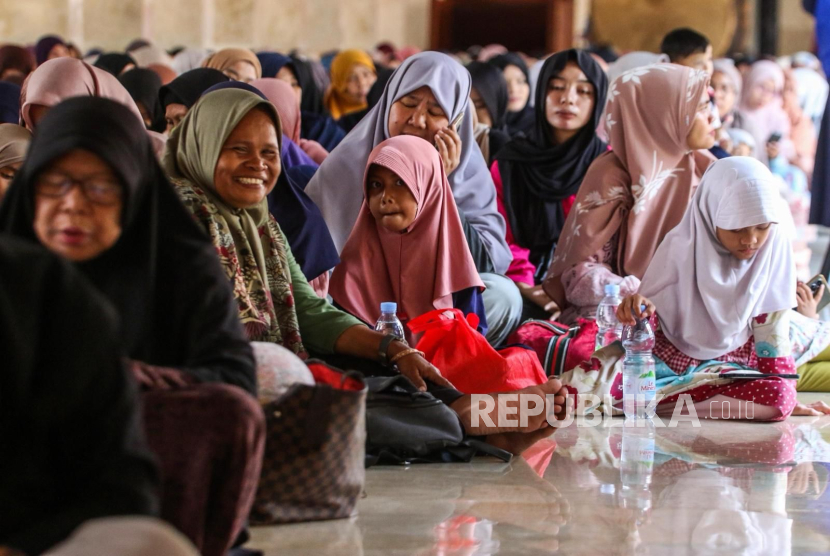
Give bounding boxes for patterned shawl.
[164,88,305,355]
[545,64,712,307]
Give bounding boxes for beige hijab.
[546,64,713,306]
[201,48,261,80]
[0,124,30,167]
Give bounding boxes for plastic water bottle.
[596,284,624,351]
[374,302,406,342]
[621,305,656,419]
[619,419,655,516]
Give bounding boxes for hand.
[792,400,830,416]
[435,127,462,175]
[518,283,559,314]
[616,294,655,326]
[129,361,192,391]
[766,141,780,160]
[392,347,455,392]
[787,462,822,496]
[796,281,823,319]
[719,136,733,154]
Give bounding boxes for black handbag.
[364,375,512,466]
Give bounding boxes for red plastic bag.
[408,309,547,394]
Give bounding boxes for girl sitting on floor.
[561,157,830,419]
[330,135,487,345]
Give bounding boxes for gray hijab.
[305,51,511,274]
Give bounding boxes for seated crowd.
[2,26,830,556]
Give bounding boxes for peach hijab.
[330,135,484,331]
[546,64,712,306]
[20,57,144,129]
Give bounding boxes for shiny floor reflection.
[249,395,830,556]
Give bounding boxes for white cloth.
[793,67,829,135]
[639,157,797,360]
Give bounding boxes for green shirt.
[280,229,365,354]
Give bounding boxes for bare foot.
[450,378,570,436]
[792,401,830,416]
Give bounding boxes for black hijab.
[489,53,536,136]
[0,236,158,555]
[496,49,608,263]
[119,68,166,133]
[159,67,229,109]
[0,97,254,391]
[467,61,509,131]
[94,53,137,77]
[291,55,325,114]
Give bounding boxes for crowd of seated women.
[1,27,830,555]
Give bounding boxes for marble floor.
[249,393,830,556]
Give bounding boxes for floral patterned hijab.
[164,88,305,355]
[547,64,711,304]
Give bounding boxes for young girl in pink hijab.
[330,135,486,344]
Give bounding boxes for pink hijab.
[546,64,713,306]
[330,135,484,335]
[736,60,792,165]
[21,57,144,129]
[251,78,328,164]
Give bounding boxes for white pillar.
[67,0,84,48]
[201,0,215,49]
[141,0,155,41]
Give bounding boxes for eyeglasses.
[35,172,123,206]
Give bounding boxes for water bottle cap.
[380,302,397,314]
[604,284,621,296]
[640,304,647,313]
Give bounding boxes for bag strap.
[463,439,513,462]
[545,333,573,377]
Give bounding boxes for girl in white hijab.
[577,158,828,419]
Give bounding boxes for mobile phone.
[768,131,782,143]
[807,273,830,312]
[450,111,464,132]
[720,371,799,380]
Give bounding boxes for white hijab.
[305,51,511,274]
[639,157,796,360]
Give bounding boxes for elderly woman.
[0,97,264,556]
[166,88,568,441]
[306,52,522,346]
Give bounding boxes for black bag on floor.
[364,375,512,466]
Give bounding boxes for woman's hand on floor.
[616,294,655,325]
[517,283,559,314]
[792,401,830,416]
[796,281,823,319]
